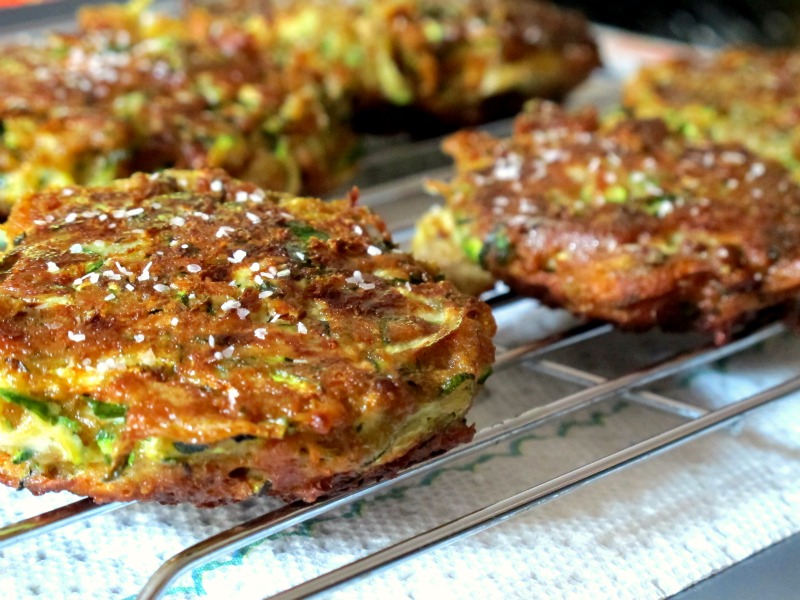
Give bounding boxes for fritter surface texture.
[0,3,356,212]
[265,0,601,131]
[416,101,800,342]
[0,170,495,505]
[624,47,800,178]
[0,0,599,207]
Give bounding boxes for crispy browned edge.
[0,420,474,507]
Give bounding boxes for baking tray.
[1,6,800,599]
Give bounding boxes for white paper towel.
[1,301,799,600]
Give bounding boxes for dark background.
[4,1,800,47]
[554,0,800,46]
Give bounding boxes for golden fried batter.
[0,169,495,505]
[263,0,601,132]
[624,47,800,178]
[0,0,599,207]
[415,101,800,343]
[0,2,357,212]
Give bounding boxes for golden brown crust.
[201,0,601,133]
[624,47,800,179]
[0,419,474,506]
[0,4,356,210]
[0,169,495,505]
[429,100,800,343]
[0,0,599,206]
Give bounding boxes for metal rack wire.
[0,158,798,595]
[1,100,799,600]
[1,10,799,598]
[0,294,797,598]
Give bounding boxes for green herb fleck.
[96,430,116,463]
[605,185,629,203]
[89,399,127,420]
[461,237,484,264]
[439,372,475,396]
[287,221,329,242]
[12,449,34,464]
[86,259,105,273]
[0,389,57,423]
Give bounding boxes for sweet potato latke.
[0,170,495,505]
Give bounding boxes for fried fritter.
[0,2,357,212]
[216,0,601,132]
[624,47,800,178]
[0,169,495,506]
[0,0,599,208]
[414,101,800,342]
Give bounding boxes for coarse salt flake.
[366,245,382,256]
[221,300,241,311]
[345,270,364,285]
[187,264,202,273]
[116,262,133,277]
[493,153,522,181]
[137,261,152,282]
[297,322,308,334]
[153,284,169,293]
[254,328,267,340]
[46,262,60,273]
[68,331,86,342]
[69,244,83,254]
[170,216,186,227]
[228,249,247,263]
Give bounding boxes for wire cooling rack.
[2,146,800,598]
[2,9,800,600]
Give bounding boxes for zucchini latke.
[0,170,495,506]
[264,0,601,132]
[413,101,800,343]
[0,2,356,213]
[624,47,800,178]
